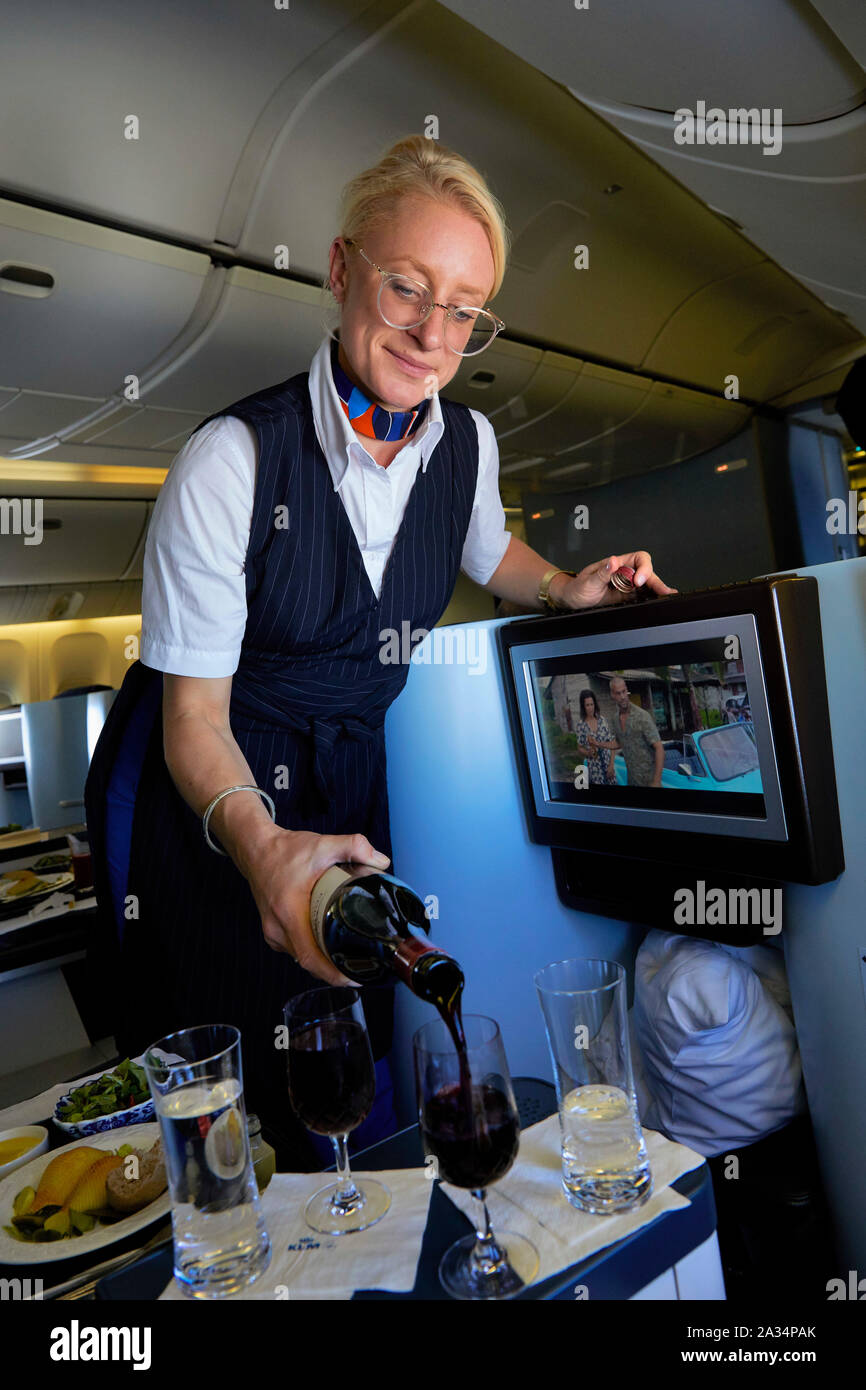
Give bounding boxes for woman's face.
[584,697,596,718]
[329,194,496,410]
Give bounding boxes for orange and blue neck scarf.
[330,337,428,442]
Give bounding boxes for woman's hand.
[161,676,392,988]
[557,553,677,610]
[241,826,391,986]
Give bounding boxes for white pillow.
[630,929,805,1156]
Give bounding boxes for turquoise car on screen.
[614,720,763,793]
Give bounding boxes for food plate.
[0,871,75,913]
[0,1122,169,1265]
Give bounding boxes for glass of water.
[534,959,652,1215]
[143,1024,271,1298]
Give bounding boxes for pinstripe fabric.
[89,369,479,1167]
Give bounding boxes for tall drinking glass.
[283,986,390,1234]
[414,1014,539,1299]
[535,958,652,1214]
[143,1024,271,1298]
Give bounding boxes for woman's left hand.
[558,552,677,610]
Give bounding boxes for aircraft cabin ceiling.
[0,0,862,510]
[441,0,866,362]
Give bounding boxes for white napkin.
[26,889,78,919]
[159,1167,433,1301]
[438,1115,705,1285]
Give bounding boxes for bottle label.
[309,863,355,954]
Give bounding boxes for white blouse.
[140,334,512,678]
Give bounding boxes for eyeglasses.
[342,239,505,356]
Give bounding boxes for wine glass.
[413,1014,539,1299]
[283,986,390,1234]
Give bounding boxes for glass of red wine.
[413,1014,539,1299]
[283,986,390,1234]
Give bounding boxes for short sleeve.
[459,410,511,585]
[140,416,257,677]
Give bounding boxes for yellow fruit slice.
[65,1153,123,1213]
[31,1145,104,1211]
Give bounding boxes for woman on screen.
[575,690,617,786]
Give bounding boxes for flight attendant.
[85,135,674,1167]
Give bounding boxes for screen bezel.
[511,613,787,841]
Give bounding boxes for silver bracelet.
[202,784,276,856]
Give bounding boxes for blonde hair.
[325,135,510,305]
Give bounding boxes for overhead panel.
[0,199,210,398]
[571,101,866,339]
[238,0,764,373]
[0,501,148,586]
[497,357,646,466]
[0,391,104,451]
[438,0,866,350]
[138,268,329,414]
[0,582,144,628]
[0,198,210,459]
[444,340,545,421]
[438,0,865,122]
[0,0,375,244]
[488,362,748,494]
[642,261,857,398]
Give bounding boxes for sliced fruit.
[31,1145,104,1211]
[65,1153,123,1213]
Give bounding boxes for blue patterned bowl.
[53,1071,155,1139]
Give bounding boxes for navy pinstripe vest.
[84,367,479,1157]
[200,368,480,841]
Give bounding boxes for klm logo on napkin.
[285,1236,336,1253]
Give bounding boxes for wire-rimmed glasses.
[343,238,505,356]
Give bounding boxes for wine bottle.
[309,862,464,1011]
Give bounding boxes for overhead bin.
[137,268,328,414]
[641,261,859,399]
[491,368,748,494]
[448,340,544,419]
[439,0,865,123]
[0,500,149,587]
[570,100,866,341]
[0,0,351,244]
[236,1,767,380]
[0,197,210,449]
[435,0,866,348]
[0,581,144,630]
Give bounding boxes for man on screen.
[588,677,664,787]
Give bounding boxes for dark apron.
[85,369,480,1168]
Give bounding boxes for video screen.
[530,635,766,819]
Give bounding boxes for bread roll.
[106,1139,167,1212]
